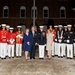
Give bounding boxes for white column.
[33,0,35,26]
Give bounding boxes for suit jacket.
[30,31,37,45]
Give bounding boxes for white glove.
[10,39,15,44]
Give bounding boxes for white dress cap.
[1,24,6,27]
[54,25,58,28]
[64,26,67,28]
[58,25,63,28]
[9,27,14,30]
[39,26,44,28]
[67,24,72,27]
[17,25,22,28]
[6,25,10,28]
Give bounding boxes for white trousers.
[52,42,55,56]
[0,43,1,57]
[16,44,22,57]
[1,43,7,58]
[67,44,73,58]
[8,45,14,57]
[54,42,58,55]
[73,43,75,55]
[63,43,67,56]
[58,43,63,57]
[39,45,45,58]
[6,44,8,56]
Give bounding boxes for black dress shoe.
[30,58,32,59]
[58,56,61,58]
[67,57,69,59]
[52,56,54,57]
[33,57,35,59]
[61,56,63,58]
[16,56,18,58]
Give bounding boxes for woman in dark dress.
[23,28,32,60]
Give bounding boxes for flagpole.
[33,0,35,26]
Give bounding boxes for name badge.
[59,39,62,43]
[67,40,70,43]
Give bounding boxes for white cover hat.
[58,25,63,28]
[1,24,6,27]
[6,25,10,28]
[17,25,22,28]
[54,25,58,28]
[64,26,67,28]
[39,26,44,28]
[9,27,14,30]
[67,24,72,27]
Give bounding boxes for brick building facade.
[0,0,75,28]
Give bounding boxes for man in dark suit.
[30,26,37,59]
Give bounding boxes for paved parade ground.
[0,55,75,75]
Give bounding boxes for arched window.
[43,6,49,18]
[3,6,9,18]
[20,6,26,18]
[31,6,37,18]
[60,6,66,18]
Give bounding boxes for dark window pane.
[61,14,65,17]
[21,10,25,13]
[44,10,48,13]
[4,9,8,17]
[21,9,25,17]
[21,14,25,17]
[60,10,65,17]
[4,14,8,17]
[44,14,48,17]
[61,10,65,13]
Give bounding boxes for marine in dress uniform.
[37,26,46,59]
[7,27,16,58]
[0,25,1,57]
[73,29,75,56]
[63,26,68,56]
[66,25,74,59]
[57,25,64,58]
[15,26,23,57]
[6,25,10,56]
[54,25,58,56]
[0,24,7,59]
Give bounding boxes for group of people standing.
[46,24,74,59]
[0,24,23,59]
[0,23,75,60]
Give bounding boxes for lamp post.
[33,0,35,26]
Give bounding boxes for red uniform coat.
[0,30,7,43]
[15,31,23,44]
[7,32,16,45]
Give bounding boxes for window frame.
[60,6,66,18]
[3,6,9,18]
[43,6,49,18]
[20,6,26,18]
